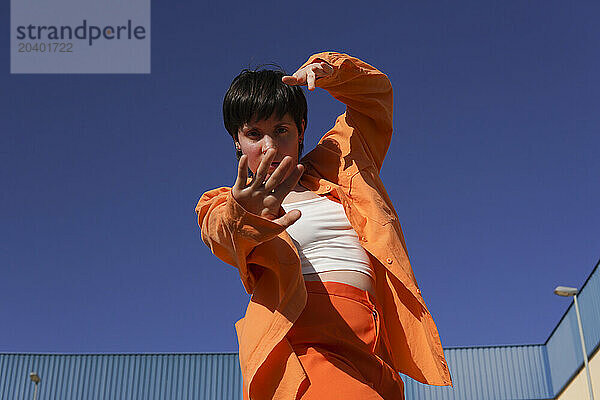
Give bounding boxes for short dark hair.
[223,67,307,159]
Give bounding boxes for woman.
[196,52,452,399]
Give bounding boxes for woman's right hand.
[232,148,304,228]
[282,61,334,91]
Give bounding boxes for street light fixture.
[554,285,595,400]
[29,372,40,400]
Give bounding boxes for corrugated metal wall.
[0,348,554,400]
[546,261,600,396]
[402,345,553,400]
[0,353,242,400]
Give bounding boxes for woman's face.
[236,113,304,177]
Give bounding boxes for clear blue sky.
[2,1,599,354]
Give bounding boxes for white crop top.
[281,196,374,278]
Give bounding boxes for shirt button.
[386,258,393,264]
[325,185,331,191]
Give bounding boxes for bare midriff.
[303,270,376,299]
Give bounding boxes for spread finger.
[250,148,275,188]
[233,154,248,190]
[264,156,293,192]
[272,164,304,199]
[307,70,316,90]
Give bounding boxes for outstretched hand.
[282,61,334,91]
[232,149,305,229]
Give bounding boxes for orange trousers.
[287,281,405,400]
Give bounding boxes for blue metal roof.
[403,345,553,400]
[0,353,241,400]
[545,259,600,396]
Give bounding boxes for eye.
[275,126,288,135]
[246,130,261,139]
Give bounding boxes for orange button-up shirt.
[196,52,452,400]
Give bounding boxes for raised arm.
[285,52,393,172]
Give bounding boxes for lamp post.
[554,286,595,400]
[29,372,40,400]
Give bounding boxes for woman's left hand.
[282,61,334,91]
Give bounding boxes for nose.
[261,136,277,154]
